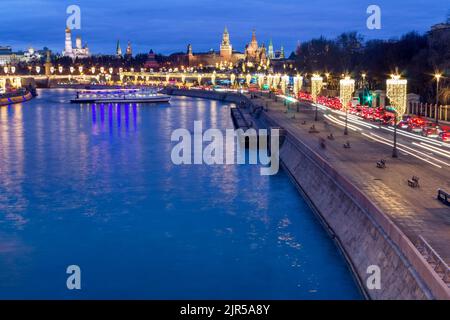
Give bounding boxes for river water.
[0,89,361,299]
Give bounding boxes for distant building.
[219,27,233,60]
[245,29,267,65]
[0,46,13,65]
[116,40,122,58]
[268,39,275,59]
[144,50,159,70]
[125,41,133,58]
[63,28,90,59]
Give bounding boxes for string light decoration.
[230,74,235,86]
[294,75,303,97]
[386,74,407,158]
[246,74,251,87]
[311,74,323,121]
[267,74,273,88]
[340,76,355,135]
[258,74,264,89]
[386,74,407,120]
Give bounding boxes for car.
[407,123,423,133]
[422,127,440,138]
[439,131,450,142]
[398,120,409,129]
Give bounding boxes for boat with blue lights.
[70,88,171,103]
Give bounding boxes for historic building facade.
[163,28,284,69]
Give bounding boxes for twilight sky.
[0,0,447,55]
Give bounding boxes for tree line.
[292,28,449,104]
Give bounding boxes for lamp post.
[340,76,355,135]
[386,74,407,158]
[434,73,442,124]
[311,74,323,121]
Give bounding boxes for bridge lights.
[340,76,355,135]
[386,74,407,158]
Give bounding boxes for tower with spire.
[268,39,275,59]
[245,29,260,60]
[125,41,132,58]
[116,40,122,58]
[280,46,285,59]
[220,27,232,60]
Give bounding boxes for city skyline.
[0,0,447,55]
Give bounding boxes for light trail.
[413,142,450,159]
[361,132,443,168]
[368,132,449,167]
[338,115,376,129]
[324,114,360,131]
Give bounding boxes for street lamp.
[340,76,355,135]
[311,74,323,121]
[386,74,407,158]
[434,73,442,124]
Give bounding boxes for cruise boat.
[70,88,171,104]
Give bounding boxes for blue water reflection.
[0,89,361,299]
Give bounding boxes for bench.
[408,176,420,188]
[376,159,386,169]
[437,189,450,206]
[308,125,319,133]
[319,138,326,149]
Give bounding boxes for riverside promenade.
[250,94,450,264]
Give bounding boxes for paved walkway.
[248,94,450,264]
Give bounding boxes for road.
[250,93,450,266]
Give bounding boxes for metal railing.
[416,235,450,286]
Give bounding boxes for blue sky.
[0,0,447,55]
